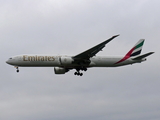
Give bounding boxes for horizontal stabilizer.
[132,52,154,60]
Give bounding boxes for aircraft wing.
[72,35,119,60]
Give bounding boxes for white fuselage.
[6,54,143,68]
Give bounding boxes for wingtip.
[113,34,120,37]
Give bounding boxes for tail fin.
[115,39,145,64]
[126,39,145,57]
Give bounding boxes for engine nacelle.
[54,67,66,74]
[60,56,74,65]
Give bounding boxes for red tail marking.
[115,47,135,64]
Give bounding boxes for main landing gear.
[74,67,87,76]
[15,66,19,73]
[74,72,83,76]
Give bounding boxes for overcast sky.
[1,0,160,120]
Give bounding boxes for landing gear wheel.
[17,69,19,72]
[80,73,83,76]
[74,72,83,76]
[84,68,87,71]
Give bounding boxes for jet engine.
[54,67,67,74]
[60,56,74,65]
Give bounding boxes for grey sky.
[1,0,160,120]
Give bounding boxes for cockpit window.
[9,58,12,59]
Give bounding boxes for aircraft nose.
[6,59,12,65]
[6,60,10,64]
[6,57,17,66]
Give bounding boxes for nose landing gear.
[14,66,19,73]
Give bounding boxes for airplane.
[6,35,154,76]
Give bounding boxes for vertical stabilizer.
[115,39,145,64]
[128,39,145,57]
